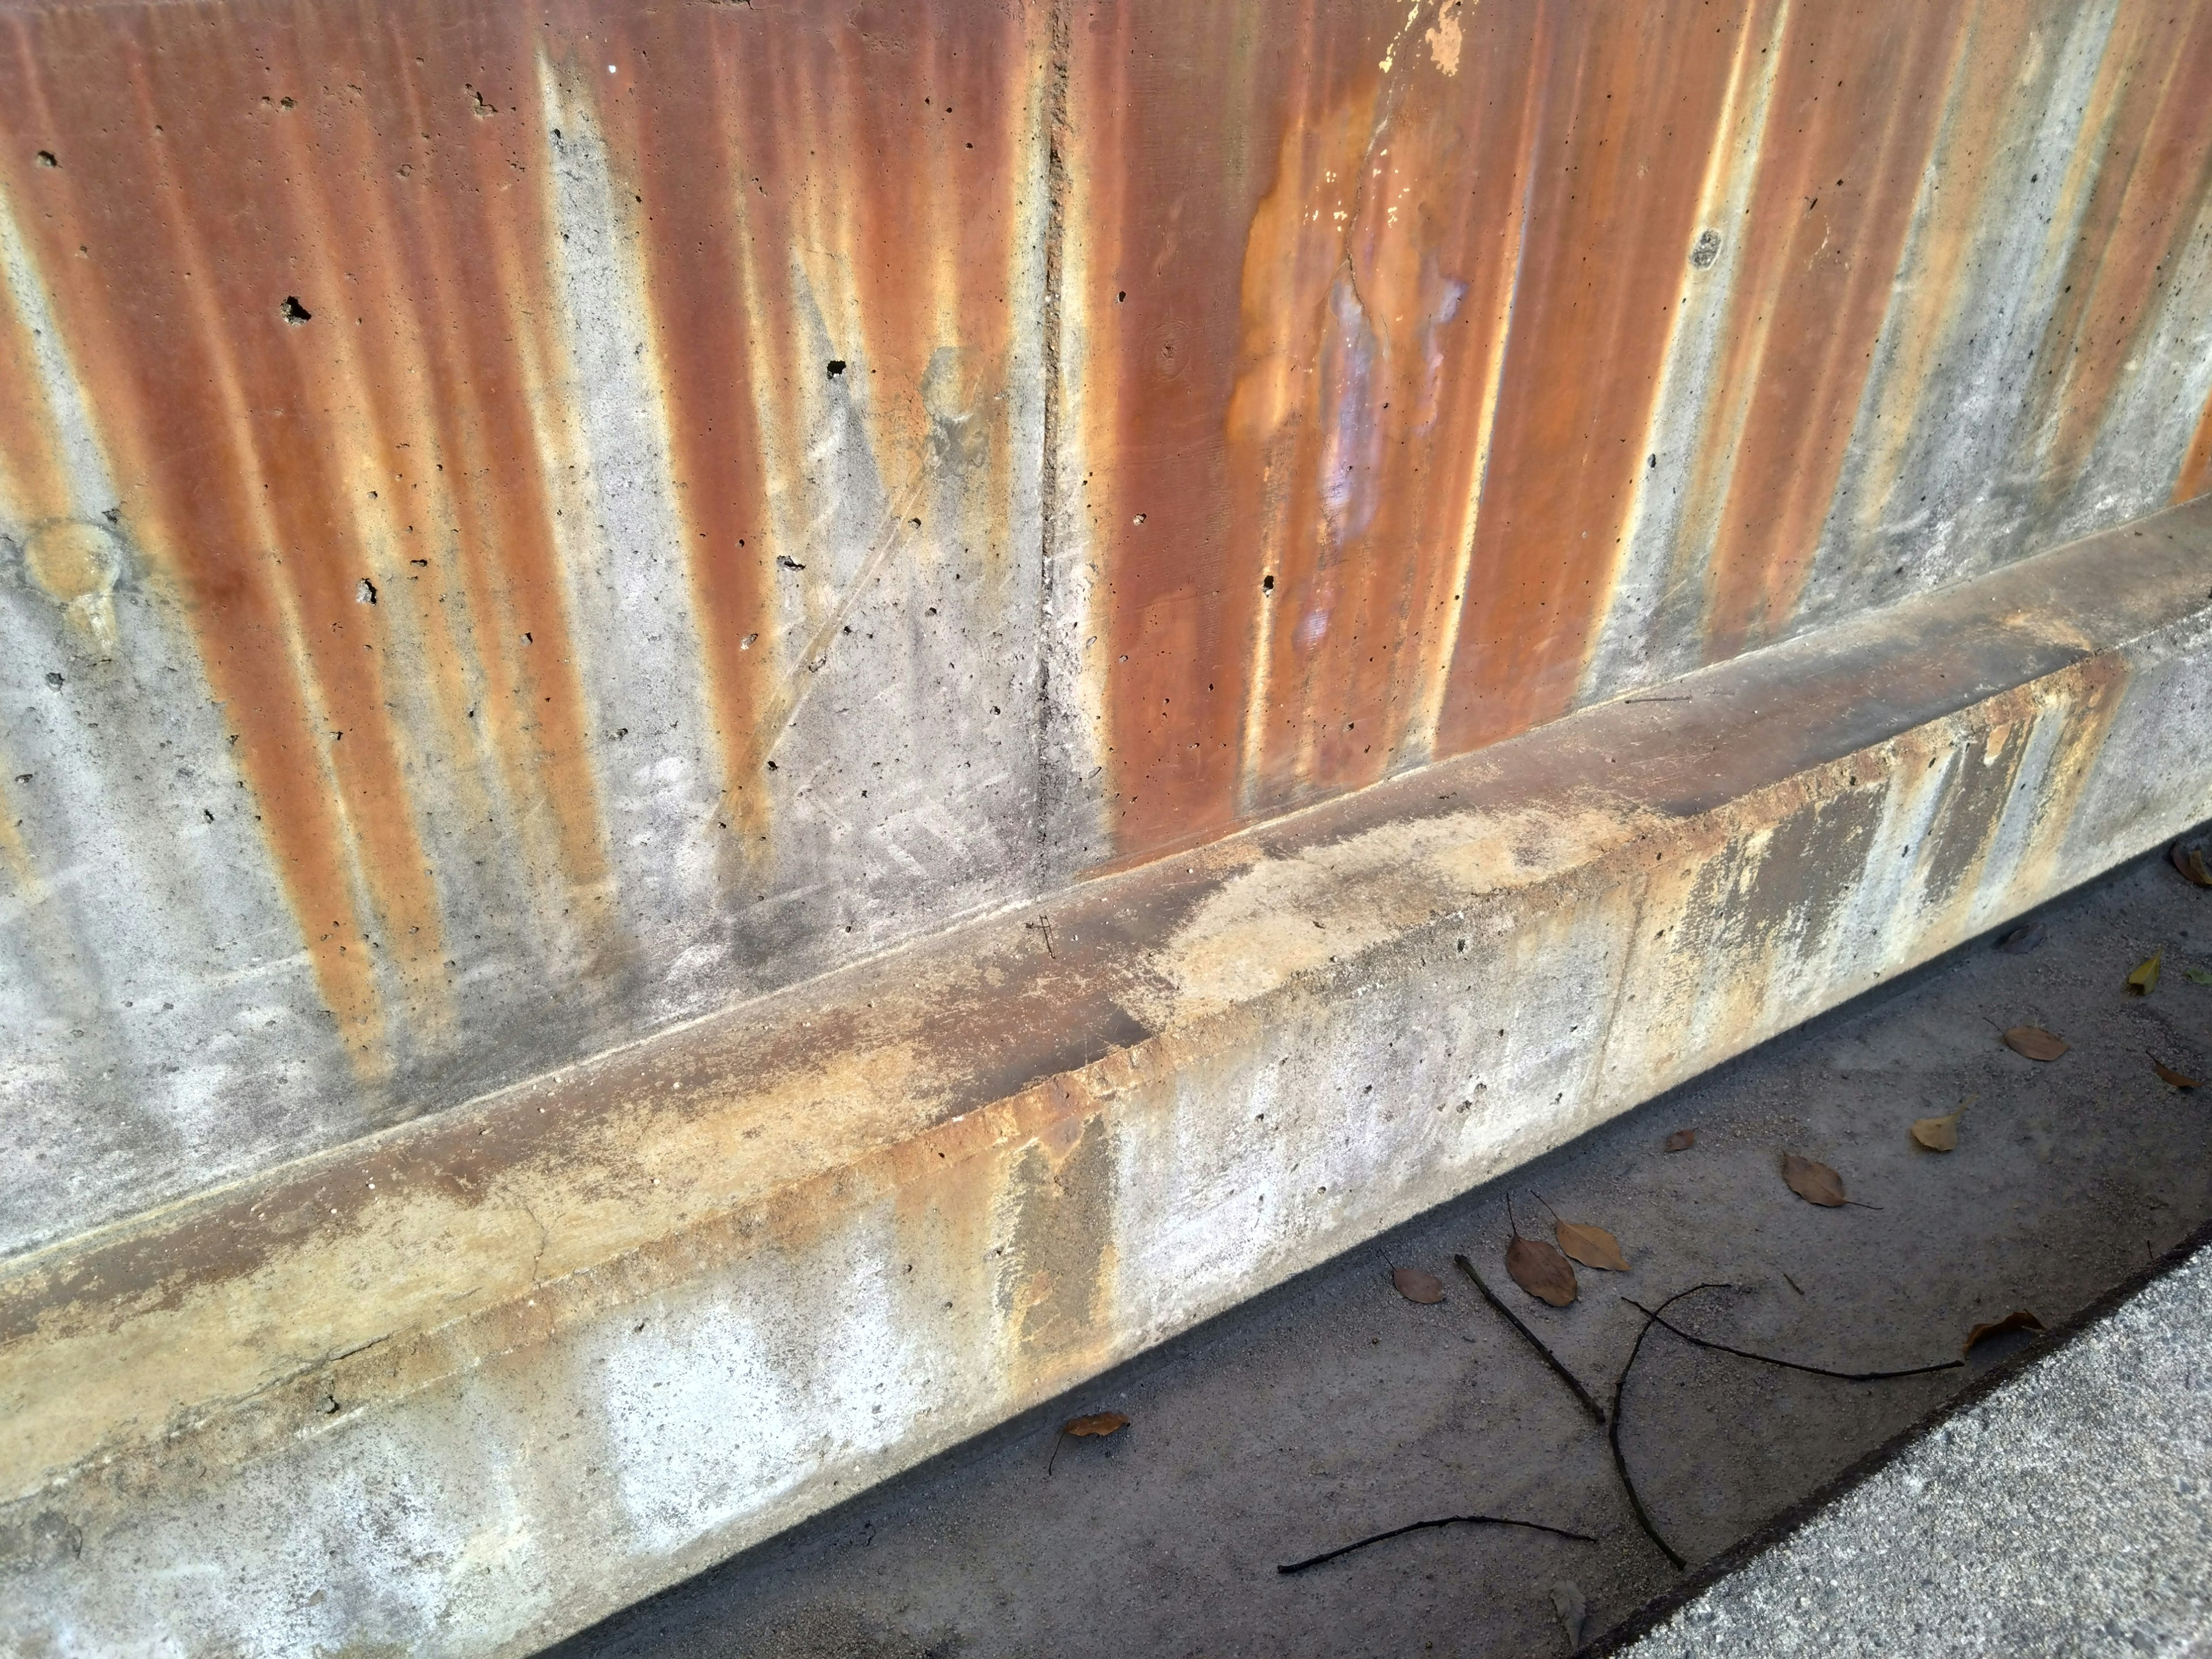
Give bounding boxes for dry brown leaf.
[2152,1056,2200,1090]
[1664,1129,1696,1153]
[1063,1411,1128,1438]
[2173,842,2212,888]
[2002,1025,2069,1062]
[1555,1221,1630,1272]
[1781,1153,1847,1207]
[2127,954,2162,997]
[1910,1111,1961,1152]
[1963,1309,2044,1355]
[1505,1234,1578,1306]
[1392,1266,1446,1304]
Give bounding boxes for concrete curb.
[4,502,2211,1653]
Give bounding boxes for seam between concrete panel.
[1033,0,1073,891]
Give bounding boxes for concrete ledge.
[5,501,2212,1654]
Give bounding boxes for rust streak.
[1440,0,1752,749]
[1696,0,1972,661]
[2180,385,2212,505]
[2033,5,2212,504]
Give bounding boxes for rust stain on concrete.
[1068,0,2212,861]
[6,0,2212,1282]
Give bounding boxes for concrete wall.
[7,3,2212,1650]
[6,0,2212,1258]
[3,499,2209,1656]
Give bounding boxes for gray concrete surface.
[555,839,2212,1659]
[1605,1228,2212,1659]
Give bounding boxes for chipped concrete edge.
[4,506,2212,1656]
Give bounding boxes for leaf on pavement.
[1063,1411,1128,1438]
[1555,1221,1630,1272]
[2185,967,2212,987]
[1392,1267,1446,1304]
[1781,1153,1847,1207]
[1910,1110,1961,1152]
[2151,1056,2200,1090]
[2002,1025,2069,1062]
[2127,954,2162,997]
[1996,923,2046,954]
[1505,1235,1578,1306]
[1550,1581,1589,1647]
[2173,841,2212,888]
[1963,1310,2044,1355]
[1664,1129,1696,1153]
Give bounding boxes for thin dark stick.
[1611,1282,1730,1570]
[1045,1428,1066,1478]
[1454,1255,1605,1424]
[1528,1190,1562,1228]
[1278,1513,1597,1575]
[1621,1300,1963,1381]
[1623,695,1692,704]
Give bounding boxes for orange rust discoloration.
[1692,1,1971,662]
[1086,0,1752,837]
[0,0,1042,1107]
[580,0,1040,830]
[1078,0,2212,871]
[2033,6,2212,507]
[581,10,780,840]
[6,496,2206,1518]
[1073,0,1265,855]
[1829,2,2038,554]
[1437,0,1753,749]
[0,0,615,1058]
[0,209,73,529]
[2180,387,2212,505]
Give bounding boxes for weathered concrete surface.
[2,501,2210,1654]
[555,843,2212,1659]
[1604,1226,2212,1659]
[9,0,2212,1259]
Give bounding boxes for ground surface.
[1610,1224,2212,1658]
[552,839,2212,1659]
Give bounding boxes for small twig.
[1621,1298,1964,1381]
[1782,1272,1805,1297]
[1623,695,1693,704]
[1612,1282,1730,1570]
[1455,1256,1605,1423]
[1046,1427,1066,1478]
[1278,1513,1597,1575]
[1528,1190,1563,1228]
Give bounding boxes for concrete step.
[550,844,2212,1659]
